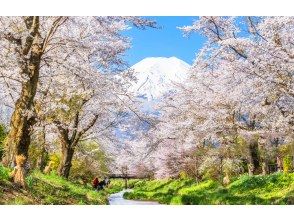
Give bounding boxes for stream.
[108,189,159,205]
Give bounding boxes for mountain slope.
[130,57,190,101]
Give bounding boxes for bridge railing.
[108,174,149,179]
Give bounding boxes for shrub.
[283,156,293,173]
[179,171,189,179]
[48,153,60,171]
[28,144,49,170]
[0,123,7,160]
[70,158,96,184]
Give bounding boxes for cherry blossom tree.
[0,16,155,180]
[144,17,294,179]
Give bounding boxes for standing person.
[92,177,99,189]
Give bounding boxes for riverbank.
[2,164,293,205]
[124,173,294,205]
[0,165,127,204]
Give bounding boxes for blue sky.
[124,16,206,66]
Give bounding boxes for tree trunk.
[2,16,41,167]
[2,75,40,166]
[258,137,268,175]
[124,178,128,189]
[37,147,48,172]
[247,162,254,176]
[261,161,268,175]
[219,156,224,183]
[37,127,48,171]
[247,139,260,175]
[58,144,75,179]
[277,156,283,172]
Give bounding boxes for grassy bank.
[124,173,294,205]
[0,165,127,205]
[104,178,142,194]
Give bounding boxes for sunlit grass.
[28,171,108,204]
[0,166,143,204]
[124,173,294,205]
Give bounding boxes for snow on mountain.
[130,57,191,101]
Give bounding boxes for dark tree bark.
[247,139,260,175]
[58,143,75,178]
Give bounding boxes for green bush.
[283,156,293,173]
[48,153,60,171]
[0,123,7,161]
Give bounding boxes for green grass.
[0,169,121,205]
[124,178,195,204]
[124,173,294,205]
[0,166,143,205]
[105,179,141,194]
[27,171,109,204]
[0,164,10,181]
[104,179,125,194]
[0,165,10,199]
[2,165,293,205]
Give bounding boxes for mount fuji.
[114,57,191,138]
[130,57,191,102]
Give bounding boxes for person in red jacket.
[92,177,99,189]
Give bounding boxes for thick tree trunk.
[58,143,75,178]
[55,112,99,179]
[1,17,41,167]
[2,75,39,166]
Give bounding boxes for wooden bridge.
[108,174,149,179]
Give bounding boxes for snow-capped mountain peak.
[130,57,190,100]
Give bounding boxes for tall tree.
[0,16,155,180]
